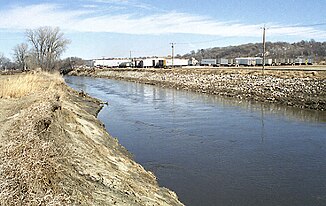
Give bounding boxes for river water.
[65,76,326,206]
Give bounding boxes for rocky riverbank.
[0,72,183,205]
[69,67,326,111]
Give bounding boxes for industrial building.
[93,58,131,68]
[93,57,190,68]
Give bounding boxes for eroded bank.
[0,72,183,205]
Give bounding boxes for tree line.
[182,40,326,63]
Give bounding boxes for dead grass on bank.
[0,72,71,205]
[0,71,184,205]
[0,101,71,205]
[0,72,63,99]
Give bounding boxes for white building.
[165,58,189,67]
[94,58,130,68]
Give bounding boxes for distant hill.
[182,40,326,62]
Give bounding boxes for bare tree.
[26,26,70,70]
[13,43,29,71]
[0,53,11,70]
[0,53,3,68]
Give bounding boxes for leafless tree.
[26,26,70,70]
[13,43,29,71]
[0,53,3,66]
[0,53,11,70]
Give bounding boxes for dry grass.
[0,72,63,98]
[0,72,70,205]
[0,71,185,205]
[0,100,72,205]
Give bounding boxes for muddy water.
[65,76,326,206]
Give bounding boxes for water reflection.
[65,76,326,206]
[170,90,325,123]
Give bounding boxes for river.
[65,76,326,206]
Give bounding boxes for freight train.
[200,57,314,67]
[93,56,314,68]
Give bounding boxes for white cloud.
[84,0,154,10]
[70,12,263,37]
[0,4,89,30]
[91,0,129,3]
[269,26,326,39]
[82,4,99,8]
[0,3,325,40]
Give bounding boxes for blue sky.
[0,0,326,59]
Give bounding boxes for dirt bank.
[0,72,183,205]
[69,67,326,111]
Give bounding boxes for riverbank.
[69,67,326,111]
[0,72,183,205]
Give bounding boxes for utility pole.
[261,25,266,71]
[170,43,175,67]
[129,50,134,67]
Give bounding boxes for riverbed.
[65,75,326,206]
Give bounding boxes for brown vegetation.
[0,72,183,205]
[0,72,63,98]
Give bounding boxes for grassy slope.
[0,72,183,206]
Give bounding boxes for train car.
[254,57,263,66]
[279,59,286,65]
[138,58,190,68]
[272,59,282,66]
[133,59,142,67]
[119,62,133,68]
[255,58,272,66]
[235,57,256,66]
[93,59,105,67]
[295,58,304,65]
[306,58,314,65]
[279,58,294,65]
[228,59,234,66]
[139,58,156,68]
[265,58,273,65]
[166,58,189,67]
[217,58,229,66]
[289,58,295,65]
[201,59,217,66]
